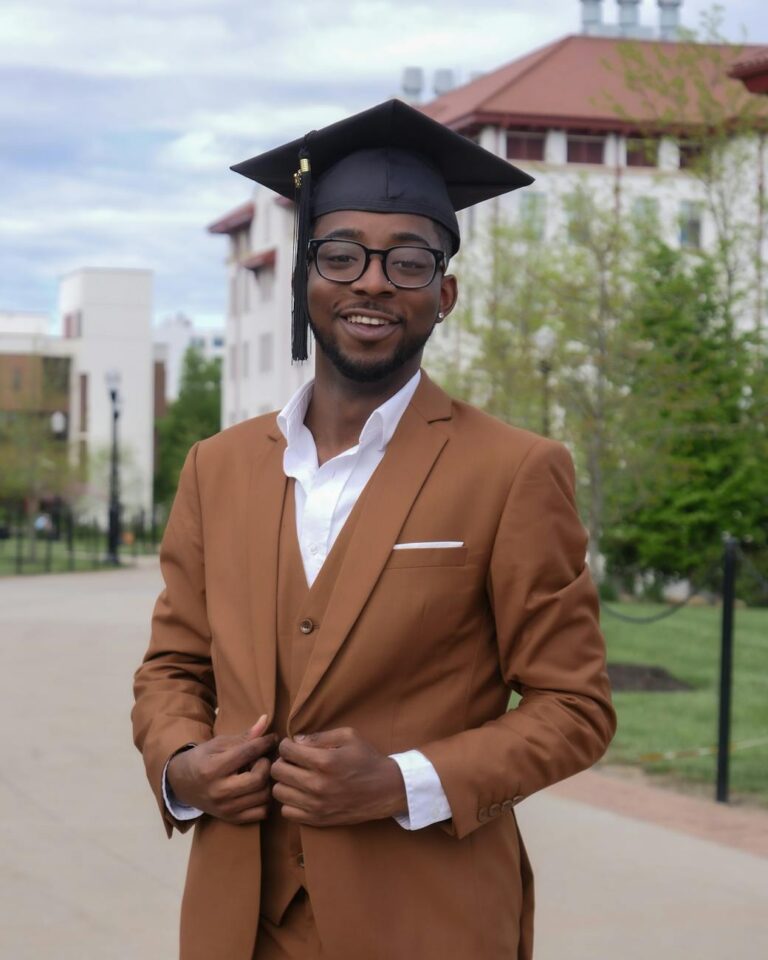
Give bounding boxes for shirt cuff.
[162,748,204,822]
[389,749,452,830]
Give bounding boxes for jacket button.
[489,803,502,818]
[477,807,489,822]
[297,853,305,867]
[501,800,514,813]
[298,619,314,635]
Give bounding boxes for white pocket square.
[392,541,464,550]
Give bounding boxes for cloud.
[1,0,766,327]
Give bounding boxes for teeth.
[345,314,390,326]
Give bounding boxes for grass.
[601,601,768,807]
[0,536,157,576]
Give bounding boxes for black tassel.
[291,137,314,362]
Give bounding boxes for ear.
[437,273,458,322]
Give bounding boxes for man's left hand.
[271,727,407,826]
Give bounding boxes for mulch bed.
[608,662,693,692]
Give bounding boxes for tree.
[602,240,767,584]
[154,347,222,507]
[604,6,768,336]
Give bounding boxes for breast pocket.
[385,546,469,569]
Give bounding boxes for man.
[133,99,615,960]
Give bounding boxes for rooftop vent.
[658,0,683,40]
[402,67,424,102]
[433,69,456,97]
[580,0,604,34]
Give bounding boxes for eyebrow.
[321,227,433,246]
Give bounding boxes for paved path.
[2,562,767,959]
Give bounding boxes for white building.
[154,312,225,402]
[60,268,155,517]
[208,197,312,427]
[207,0,767,419]
[1,269,155,519]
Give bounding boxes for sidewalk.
[1,563,766,959]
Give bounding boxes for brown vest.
[260,480,363,924]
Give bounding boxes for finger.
[228,804,269,825]
[222,786,272,815]
[221,733,278,775]
[294,727,354,749]
[280,803,321,825]
[278,737,336,771]
[222,758,272,799]
[249,714,269,738]
[272,781,316,811]
[271,757,317,791]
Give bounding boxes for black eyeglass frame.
[307,238,447,289]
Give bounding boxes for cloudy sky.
[2,0,767,329]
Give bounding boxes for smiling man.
[132,100,615,960]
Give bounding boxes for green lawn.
[0,537,157,576]
[601,602,768,806]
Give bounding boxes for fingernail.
[294,733,306,742]
[258,713,268,724]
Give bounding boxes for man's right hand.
[167,715,276,824]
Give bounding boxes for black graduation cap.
[231,98,534,361]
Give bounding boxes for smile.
[343,313,398,326]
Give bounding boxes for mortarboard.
[231,99,534,361]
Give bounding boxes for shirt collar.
[277,369,422,454]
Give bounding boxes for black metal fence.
[0,504,160,576]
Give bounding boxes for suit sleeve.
[132,442,216,836]
[419,438,616,840]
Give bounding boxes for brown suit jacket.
[132,372,615,960]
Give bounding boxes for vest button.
[299,619,315,635]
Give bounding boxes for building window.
[679,201,703,248]
[62,310,82,338]
[506,132,545,162]
[259,333,274,374]
[679,141,706,170]
[518,192,547,239]
[212,335,224,348]
[241,341,250,379]
[258,269,275,302]
[567,135,605,165]
[626,137,658,168]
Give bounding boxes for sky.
[2,0,767,330]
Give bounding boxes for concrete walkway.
[1,562,766,959]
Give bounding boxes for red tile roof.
[207,201,254,234]
[241,248,276,272]
[422,34,767,134]
[729,49,768,95]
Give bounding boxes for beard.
[308,315,435,383]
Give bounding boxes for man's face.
[307,210,457,384]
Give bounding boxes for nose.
[351,252,393,296]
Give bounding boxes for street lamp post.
[533,325,557,437]
[105,370,122,566]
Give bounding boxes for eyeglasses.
[308,239,446,289]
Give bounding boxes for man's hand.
[167,714,277,824]
[271,727,407,827]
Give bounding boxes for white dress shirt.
[164,369,452,830]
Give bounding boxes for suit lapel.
[290,373,452,723]
[246,428,287,721]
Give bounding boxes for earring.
[438,311,445,319]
